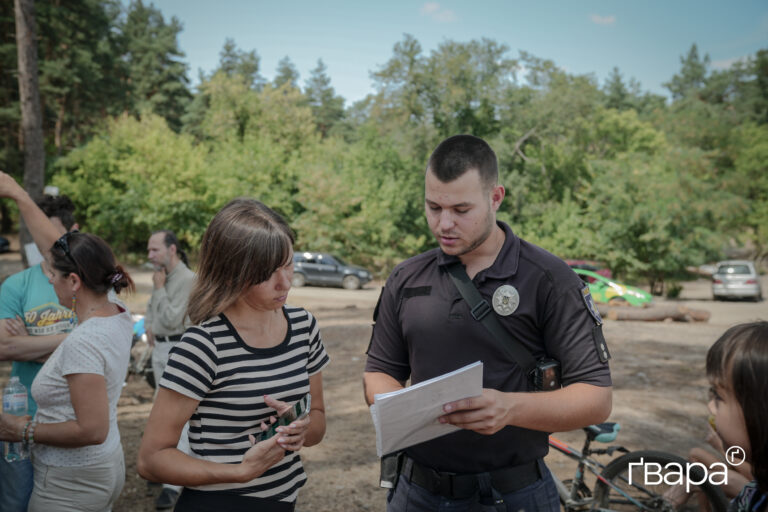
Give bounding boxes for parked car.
[712,260,763,301]
[564,259,612,282]
[0,236,9,253]
[573,268,653,307]
[292,252,372,290]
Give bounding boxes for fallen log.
[596,304,710,322]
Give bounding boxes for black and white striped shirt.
[160,306,330,501]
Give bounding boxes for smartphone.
[255,394,311,442]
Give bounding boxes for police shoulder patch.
[580,285,602,325]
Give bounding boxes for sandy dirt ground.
[1,244,766,511]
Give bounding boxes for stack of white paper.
[370,361,483,457]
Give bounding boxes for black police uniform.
[365,221,611,475]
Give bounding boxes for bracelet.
[21,420,31,447]
[26,421,36,449]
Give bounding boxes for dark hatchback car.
[292,252,373,290]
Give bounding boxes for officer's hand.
[240,434,286,481]
[152,270,166,289]
[438,388,512,435]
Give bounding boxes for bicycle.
[549,422,728,512]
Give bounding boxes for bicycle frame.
[549,434,657,512]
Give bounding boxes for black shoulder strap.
[445,261,536,374]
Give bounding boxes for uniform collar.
[437,221,520,280]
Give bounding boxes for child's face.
[708,382,751,460]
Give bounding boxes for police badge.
[492,285,519,316]
[581,285,602,325]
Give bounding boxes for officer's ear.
[490,184,505,211]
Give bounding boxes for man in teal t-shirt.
[0,263,74,414]
[0,195,77,512]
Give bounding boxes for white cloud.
[711,56,749,70]
[420,2,457,23]
[590,14,616,26]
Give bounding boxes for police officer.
[364,134,612,511]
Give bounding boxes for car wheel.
[292,273,306,288]
[608,296,627,306]
[342,275,361,290]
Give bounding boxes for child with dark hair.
[706,321,768,512]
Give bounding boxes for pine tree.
[274,56,299,89]
[304,59,344,137]
[122,0,191,131]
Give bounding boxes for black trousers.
[174,488,295,512]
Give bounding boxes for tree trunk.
[596,304,711,323]
[14,0,45,267]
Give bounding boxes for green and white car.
[573,268,653,307]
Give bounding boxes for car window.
[717,265,751,275]
[319,255,337,265]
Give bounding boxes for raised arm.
[0,171,60,257]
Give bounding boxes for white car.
[712,260,763,301]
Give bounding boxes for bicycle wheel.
[593,450,727,512]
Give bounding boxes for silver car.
[712,260,763,301]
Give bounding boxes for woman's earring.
[70,294,77,326]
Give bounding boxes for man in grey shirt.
[145,230,195,510]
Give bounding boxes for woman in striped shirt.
[137,198,329,512]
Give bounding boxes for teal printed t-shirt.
[0,264,73,417]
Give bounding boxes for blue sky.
[141,0,768,105]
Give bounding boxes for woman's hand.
[240,434,286,482]
[263,395,310,452]
[275,413,310,452]
[0,413,30,442]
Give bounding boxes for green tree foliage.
[51,114,211,252]
[216,38,264,90]
[304,59,344,137]
[664,43,710,100]
[292,132,427,270]
[182,40,265,140]
[727,123,768,258]
[122,0,191,131]
[273,56,300,89]
[35,0,127,154]
[5,15,767,281]
[582,150,741,287]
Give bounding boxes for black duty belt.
[156,334,183,342]
[402,455,542,499]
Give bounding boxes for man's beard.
[437,206,495,257]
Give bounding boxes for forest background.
[2,0,767,292]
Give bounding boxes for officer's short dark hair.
[35,195,76,230]
[426,135,498,191]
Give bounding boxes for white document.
[370,361,483,457]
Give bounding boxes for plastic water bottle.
[2,376,29,462]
